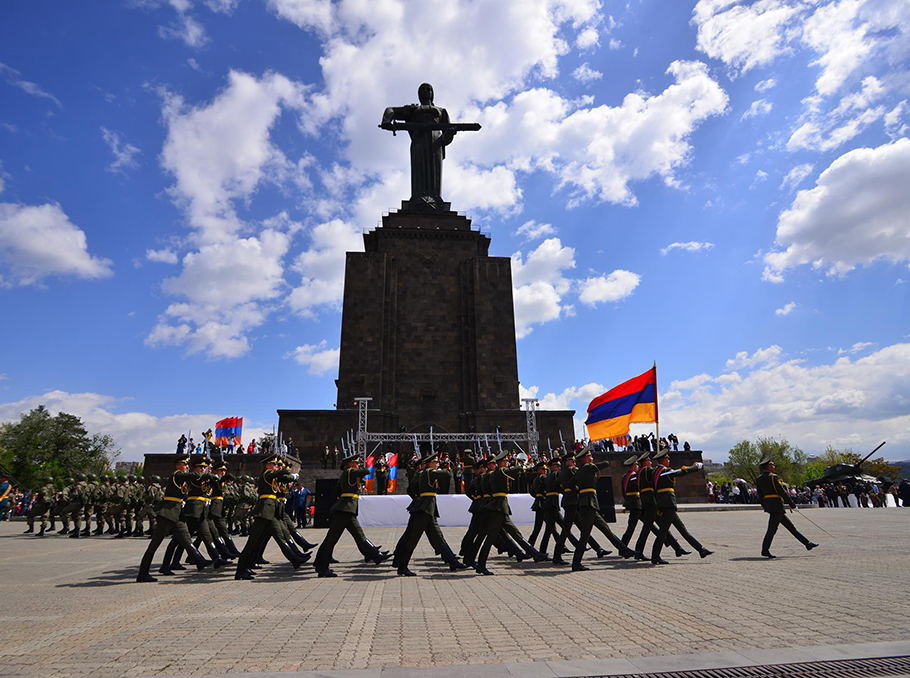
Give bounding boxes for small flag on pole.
[387,453,398,493]
[585,366,657,441]
[365,454,375,493]
[215,417,243,447]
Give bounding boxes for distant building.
[115,461,141,474]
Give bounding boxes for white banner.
[356,494,536,528]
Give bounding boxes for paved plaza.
[0,508,908,678]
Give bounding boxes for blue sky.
[1,0,908,462]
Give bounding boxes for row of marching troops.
[134,442,819,582]
[22,472,270,539]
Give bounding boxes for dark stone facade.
[278,206,576,470]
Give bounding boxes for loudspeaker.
[596,476,616,523]
[314,478,336,528]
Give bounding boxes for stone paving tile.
[0,509,908,677]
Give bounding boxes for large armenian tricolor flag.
[585,366,658,441]
[214,417,243,447]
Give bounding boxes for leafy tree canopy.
[0,406,120,489]
[724,436,808,486]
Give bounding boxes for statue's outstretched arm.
[381,105,416,126]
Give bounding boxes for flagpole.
[654,360,660,454]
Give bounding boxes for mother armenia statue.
[380,83,480,212]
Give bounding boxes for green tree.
[724,436,807,486]
[0,406,120,489]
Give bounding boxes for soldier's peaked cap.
[637,451,651,463]
[652,449,669,460]
[215,461,228,471]
[759,455,775,467]
[534,459,548,470]
[174,455,190,465]
[421,451,440,464]
[492,451,509,464]
[575,446,593,461]
[262,452,283,464]
[624,454,639,466]
[341,452,360,464]
[548,456,561,465]
[473,458,487,469]
[189,455,208,467]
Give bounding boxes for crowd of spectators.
[175,432,295,456]
[706,478,910,507]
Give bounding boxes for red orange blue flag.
[585,366,658,441]
[214,417,243,447]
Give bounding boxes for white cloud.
[725,345,783,370]
[146,248,179,264]
[838,340,874,354]
[0,62,62,108]
[287,218,362,316]
[515,220,556,241]
[573,63,603,83]
[286,340,340,376]
[669,373,713,390]
[742,98,773,120]
[577,269,641,306]
[157,0,209,47]
[660,343,910,459]
[511,237,576,337]
[775,301,796,316]
[101,127,141,173]
[780,163,814,190]
[608,38,623,50]
[660,240,715,255]
[576,26,600,49]
[0,390,268,462]
[765,138,910,279]
[755,77,777,92]
[0,202,113,286]
[751,169,769,187]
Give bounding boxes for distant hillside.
[893,460,910,480]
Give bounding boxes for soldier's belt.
[626,492,640,496]
[492,493,508,497]
[640,488,654,492]
[563,488,574,492]
[419,492,437,497]
[483,494,491,498]
[258,494,277,500]
[163,497,183,502]
[546,492,559,496]
[764,494,781,499]
[340,493,359,498]
[535,494,544,498]
[187,496,208,501]
[657,488,675,493]
[210,496,223,500]
[579,488,596,494]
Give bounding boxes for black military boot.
[291,530,317,551]
[81,526,91,536]
[59,526,70,535]
[37,526,46,537]
[224,536,242,558]
[48,519,56,532]
[204,542,229,569]
[214,539,235,561]
[69,529,80,539]
[277,541,308,569]
[185,544,211,570]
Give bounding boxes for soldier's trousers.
[26,502,49,529]
[139,516,193,575]
[460,511,483,556]
[651,508,705,561]
[539,507,560,553]
[396,511,433,569]
[553,505,601,557]
[630,505,684,554]
[477,512,535,568]
[313,511,378,571]
[60,501,83,530]
[528,510,545,547]
[573,506,627,567]
[762,512,809,551]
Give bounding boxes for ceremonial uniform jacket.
[621,470,641,510]
[330,468,369,515]
[208,474,235,518]
[575,461,609,510]
[638,465,656,507]
[543,471,562,511]
[756,471,795,513]
[477,471,493,512]
[408,468,450,517]
[654,464,699,509]
[255,469,296,520]
[184,473,214,519]
[530,474,545,511]
[466,472,484,513]
[156,470,201,521]
[486,466,519,515]
[558,466,578,508]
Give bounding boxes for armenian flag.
[585,366,657,441]
[214,417,243,447]
[387,453,398,493]
[364,454,375,493]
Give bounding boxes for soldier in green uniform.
[25,477,55,536]
[650,449,713,565]
[138,476,164,536]
[459,458,487,563]
[473,452,543,575]
[312,453,391,578]
[757,456,818,558]
[169,457,230,568]
[111,476,130,538]
[526,460,547,549]
[551,450,608,565]
[537,457,564,559]
[234,453,310,580]
[275,458,318,555]
[61,474,89,539]
[81,474,97,536]
[570,448,635,571]
[208,462,242,557]
[136,455,212,582]
[394,452,467,576]
[626,452,689,559]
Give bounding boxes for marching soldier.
[629,452,689,559]
[650,450,713,565]
[60,475,89,538]
[312,452,391,578]
[138,476,164,536]
[25,477,55,536]
[234,453,310,580]
[756,456,818,558]
[136,455,212,582]
[551,450,609,565]
[570,447,635,571]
